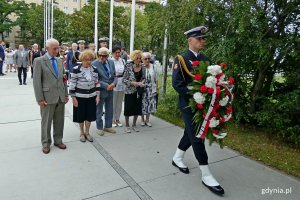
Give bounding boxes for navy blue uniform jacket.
[172,50,211,111]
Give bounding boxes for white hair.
[98,47,109,54]
[46,38,59,47]
[142,52,151,59]
[33,43,38,47]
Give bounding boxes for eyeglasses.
[143,58,150,60]
[99,54,108,57]
[136,57,141,60]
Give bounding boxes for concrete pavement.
[0,72,299,200]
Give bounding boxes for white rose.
[209,117,219,128]
[207,65,222,76]
[205,76,217,88]
[219,96,229,106]
[193,92,206,104]
[213,132,227,139]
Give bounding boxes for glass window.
[63,7,68,14]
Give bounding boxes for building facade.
[4,0,160,48]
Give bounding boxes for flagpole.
[109,0,114,52]
[51,0,54,38]
[129,0,136,53]
[44,0,46,46]
[94,0,98,52]
[47,0,50,39]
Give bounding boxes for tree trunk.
[262,68,275,97]
[250,68,267,113]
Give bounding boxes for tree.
[0,0,28,40]
[17,3,69,47]
[152,0,299,145]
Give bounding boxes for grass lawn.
[156,76,300,178]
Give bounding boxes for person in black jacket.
[171,26,224,196]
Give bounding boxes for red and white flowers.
[193,92,206,104]
[188,61,235,147]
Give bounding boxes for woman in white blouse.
[111,46,126,127]
[141,52,158,127]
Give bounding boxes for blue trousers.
[96,91,114,130]
[0,61,3,74]
[178,107,208,165]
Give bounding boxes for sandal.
[85,133,93,142]
[80,134,86,142]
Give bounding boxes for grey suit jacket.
[14,50,30,67]
[33,55,68,104]
[92,59,117,96]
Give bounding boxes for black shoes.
[0,73,6,76]
[172,160,190,174]
[202,181,225,196]
[23,82,27,85]
[19,82,22,85]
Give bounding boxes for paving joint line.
[0,139,81,154]
[81,186,130,200]
[91,139,153,200]
[0,115,72,125]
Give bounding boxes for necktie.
[103,62,111,78]
[51,57,58,77]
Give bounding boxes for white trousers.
[113,91,124,121]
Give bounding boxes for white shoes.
[141,121,152,127]
[113,121,123,127]
[172,148,188,169]
[132,126,140,132]
[200,165,225,195]
[172,148,189,174]
[200,165,220,186]
[125,127,131,133]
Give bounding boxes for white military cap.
[99,37,109,42]
[77,40,86,44]
[184,26,208,38]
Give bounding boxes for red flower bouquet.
[188,61,234,147]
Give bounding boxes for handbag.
[136,86,144,95]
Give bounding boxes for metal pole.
[109,0,114,52]
[45,0,48,40]
[51,0,54,38]
[44,0,46,47]
[48,0,50,39]
[161,28,168,96]
[94,0,98,52]
[129,0,136,53]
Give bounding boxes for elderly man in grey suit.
[33,38,69,154]
[92,47,117,136]
[14,44,29,85]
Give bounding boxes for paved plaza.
[0,72,299,200]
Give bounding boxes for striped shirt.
[69,65,100,98]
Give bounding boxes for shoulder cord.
[177,55,195,80]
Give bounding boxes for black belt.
[115,75,123,78]
[75,87,97,94]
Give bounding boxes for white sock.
[173,148,187,168]
[200,165,219,186]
